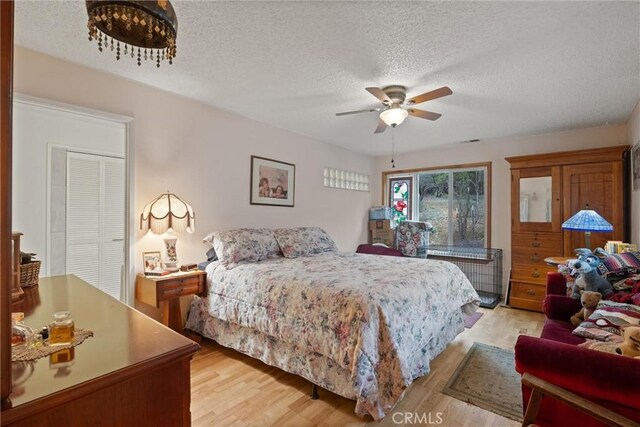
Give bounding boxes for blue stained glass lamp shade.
[562,208,613,249]
[561,209,613,232]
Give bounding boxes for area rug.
[463,311,483,329]
[442,342,523,422]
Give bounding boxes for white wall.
[12,100,126,275]
[372,124,629,291]
[13,47,374,306]
[628,100,640,245]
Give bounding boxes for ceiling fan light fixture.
[380,107,408,127]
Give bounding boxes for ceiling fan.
[336,85,452,134]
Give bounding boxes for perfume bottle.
[11,312,34,349]
[49,311,74,346]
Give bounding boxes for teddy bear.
[570,256,613,299]
[615,326,640,358]
[570,290,602,327]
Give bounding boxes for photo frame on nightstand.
[142,251,163,276]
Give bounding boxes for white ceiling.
[14,1,640,156]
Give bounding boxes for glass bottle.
[11,312,34,348]
[49,311,74,346]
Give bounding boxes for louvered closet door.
[66,152,124,300]
[102,157,125,299]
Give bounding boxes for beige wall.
[14,47,374,307]
[629,100,640,245]
[373,124,629,290]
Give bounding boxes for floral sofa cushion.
[395,221,431,257]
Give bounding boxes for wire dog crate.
[426,245,503,308]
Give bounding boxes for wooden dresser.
[1,275,200,426]
[506,146,628,311]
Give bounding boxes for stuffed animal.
[570,256,613,299]
[570,290,602,327]
[569,249,605,299]
[615,326,640,358]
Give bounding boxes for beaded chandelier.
[86,0,178,67]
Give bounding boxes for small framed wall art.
[250,155,295,207]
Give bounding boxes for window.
[384,163,491,248]
[388,176,412,222]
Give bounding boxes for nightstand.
[135,270,206,332]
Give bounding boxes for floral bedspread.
[186,252,479,420]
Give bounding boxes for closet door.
[102,157,125,299]
[66,153,101,286]
[562,161,624,255]
[66,152,124,299]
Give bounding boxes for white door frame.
[14,93,136,305]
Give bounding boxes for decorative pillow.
[206,247,218,261]
[274,227,338,258]
[210,228,281,269]
[600,252,640,277]
[577,339,619,354]
[572,300,640,342]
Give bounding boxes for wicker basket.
[19,261,41,288]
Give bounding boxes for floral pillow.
[206,228,282,269]
[572,300,640,342]
[274,227,338,258]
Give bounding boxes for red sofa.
[514,272,640,426]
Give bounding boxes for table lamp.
[561,205,612,250]
[140,192,195,272]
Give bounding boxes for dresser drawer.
[511,263,555,284]
[511,248,558,266]
[510,281,546,301]
[510,281,546,312]
[512,232,562,252]
[157,276,202,301]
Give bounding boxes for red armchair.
[514,272,640,426]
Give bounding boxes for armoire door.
[562,161,624,255]
[66,152,125,300]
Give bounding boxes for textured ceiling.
[14,1,640,156]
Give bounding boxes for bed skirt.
[186,296,464,420]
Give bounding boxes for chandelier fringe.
[86,1,177,68]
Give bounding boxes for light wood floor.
[190,305,545,426]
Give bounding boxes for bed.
[185,227,480,420]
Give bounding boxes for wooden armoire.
[506,146,629,311]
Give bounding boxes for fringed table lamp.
[140,192,194,272]
[561,205,613,250]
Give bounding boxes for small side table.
[544,257,573,266]
[135,270,206,332]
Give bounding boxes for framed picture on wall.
[633,142,640,191]
[250,155,295,207]
[142,251,163,276]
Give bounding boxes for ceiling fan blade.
[374,119,388,134]
[366,87,392,104]
[408,109,442,121]
[406,86,452,105]
[336,107,382,116]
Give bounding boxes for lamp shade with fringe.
[140,192,195,235]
